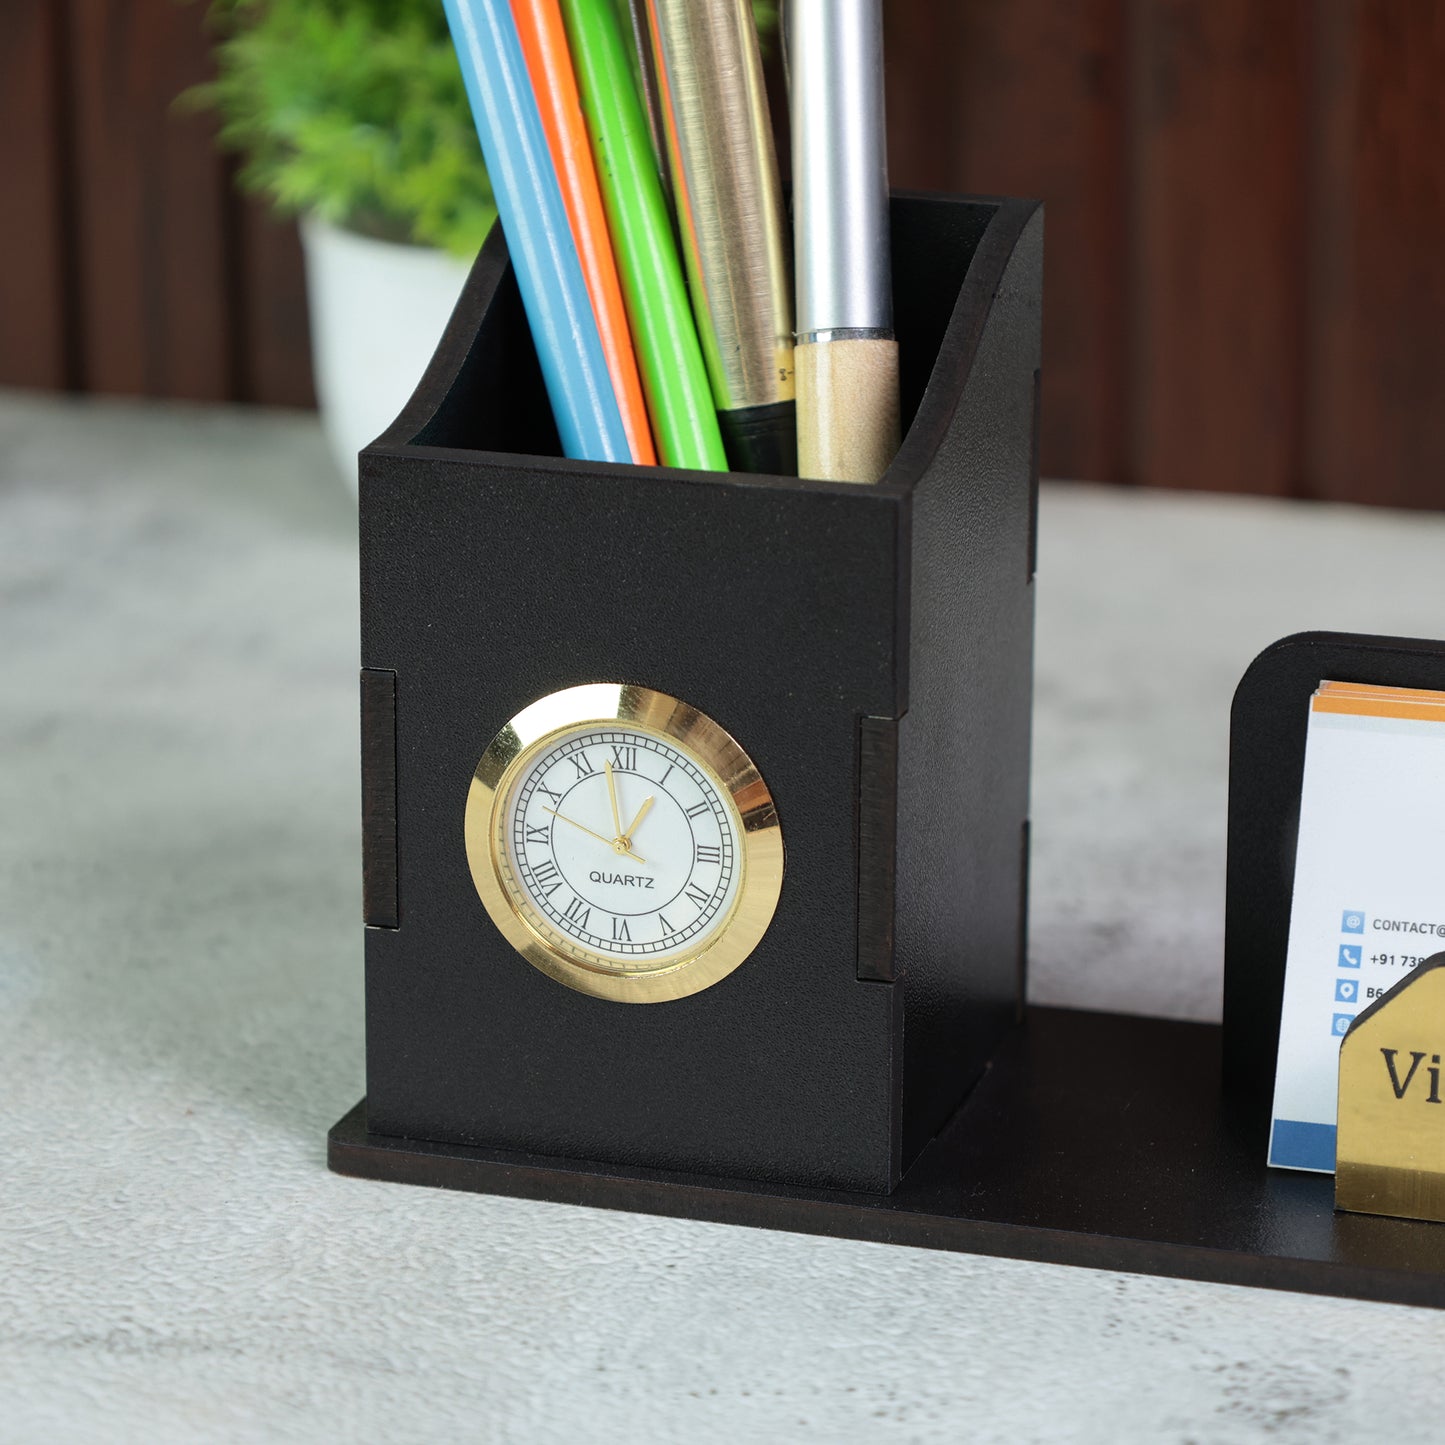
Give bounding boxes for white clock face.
[498,724,744,971]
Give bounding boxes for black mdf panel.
[1224,631,1445,1138]
[355,193,1038,1195]
[362,460,903,1192]
[332,1008,1445,1311]
[894,203,1040,1165]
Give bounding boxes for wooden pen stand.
[331,192,1445,1310]
[340,193,1039,1196]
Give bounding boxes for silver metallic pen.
[786,0,900,483]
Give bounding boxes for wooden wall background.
[2,0,314,409]
[3,0,1442,506]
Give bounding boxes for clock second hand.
[543,806,647,866]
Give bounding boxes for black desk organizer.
[331,194,1445,1309]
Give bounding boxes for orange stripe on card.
[1312,695,1445,723]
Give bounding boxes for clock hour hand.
[622,794,654,841]
[543,807,647,866]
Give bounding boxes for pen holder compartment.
[354,193,1041,1195]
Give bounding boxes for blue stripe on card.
[1269,1118,1337,1172]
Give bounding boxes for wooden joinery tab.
[857,715,899,982]
[361,668,399,929]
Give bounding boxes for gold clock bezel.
[463,683,784,1003]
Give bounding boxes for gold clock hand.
[543,808,647,866]
[604,759,624,839]
[623,795,654,840]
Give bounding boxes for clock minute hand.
[543,807,647,866]
[604,759,624,839]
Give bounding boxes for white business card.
[1268,681,1445,1172]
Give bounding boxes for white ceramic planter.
[300,217,473,492]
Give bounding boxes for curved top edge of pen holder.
[363,191,1039,494]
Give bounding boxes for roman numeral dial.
[504,723,739,967]
[466,684,782,1004]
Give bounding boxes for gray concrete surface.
[4,389,1445,1443]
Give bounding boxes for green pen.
[561,0,728,473]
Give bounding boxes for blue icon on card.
[1339,944,1362,968]
[1335,978,1359,1003]
[1342,910,1365,934]
[1332,1013,1355,1036]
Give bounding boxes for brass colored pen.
[646,0,796,476]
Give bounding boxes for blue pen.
[442,0,630,462]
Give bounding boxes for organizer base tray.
[329,1006,1445,1309]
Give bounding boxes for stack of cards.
[1269,680,1445,1172]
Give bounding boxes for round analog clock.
[464,683,784,1002]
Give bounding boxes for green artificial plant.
[194,0,779,259]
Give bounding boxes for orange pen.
[513,0,657,465]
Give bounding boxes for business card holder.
[330,198,1445,1310]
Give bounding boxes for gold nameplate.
[1337,954,1445,1222]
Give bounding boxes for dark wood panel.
[66,0,235,399]
[237,199,316,409]
[0,1,70,388]
[884,6,970,192]
[1129,0,1308,496]
[1308,3,1445,509]
[890,0,1126,482]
